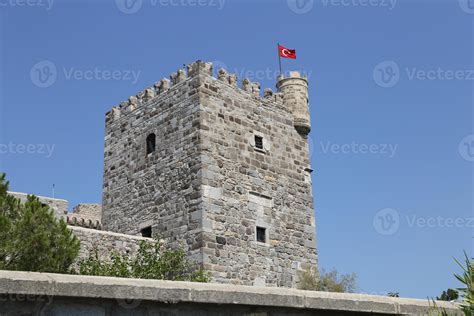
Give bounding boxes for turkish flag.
[279,45,297,59]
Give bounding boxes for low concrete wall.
[0,271,461,315]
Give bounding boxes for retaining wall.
[0,271,462,316]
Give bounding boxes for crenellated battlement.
[104,60,301,124]
[67,215,102,230]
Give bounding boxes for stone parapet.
[7,191,68,220]
[69,226,153,263]
[0,271,462,315]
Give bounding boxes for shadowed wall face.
[101,72,203,256]
[0,297,395,316]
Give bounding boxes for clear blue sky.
[0,0,472,299]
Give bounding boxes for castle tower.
[102,61,317,288]
[276,71,311,136]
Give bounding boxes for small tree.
[0,173,80,273]
[78,240,209,282]
[437,288,459,302]
[298,268,357,293]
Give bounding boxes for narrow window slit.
[141,226,152,238]
[146,133,156,155]
[256,226,266,243]
[255,135,264,150]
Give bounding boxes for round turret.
[276,71,311,136]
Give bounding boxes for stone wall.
[69,226,152,262]
[66,204,103,230]
[71,204,102,222]
[7,191,68,219]
[0,271,463,316]
[101,65,204,267]
[197,70,317,287]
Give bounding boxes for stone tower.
[276,71,311,136]
[102,61,317,288]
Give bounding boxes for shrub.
[77,239,209,282]
[437,288,459,302]
[298,268,357,293]
[454,252,473,315]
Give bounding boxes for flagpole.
[277,43,282,76]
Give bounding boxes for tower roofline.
[105,60,312,124]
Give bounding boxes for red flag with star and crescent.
[278,45,297,59]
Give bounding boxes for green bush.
[0,173,80,273]
[77,239,209,282]
[437,288,459,302]
[298,268,357,293]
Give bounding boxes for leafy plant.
[437,288,459,302]
[388,292,400,298]
[428,300,450,316]
[0,173,80,273]
[429,251,473,316]
[298,267,320,291]
[78,239,209,282]
[298,268,357,293]
[454,252,473,315]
